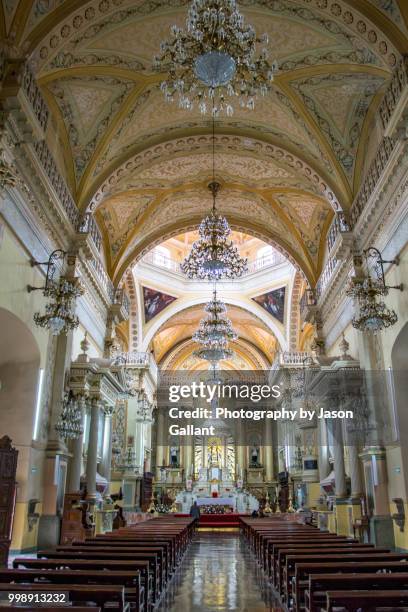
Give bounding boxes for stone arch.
[141,296,288,353]
[114,218,312,288]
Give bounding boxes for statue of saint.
[251,446,259,466]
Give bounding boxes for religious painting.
[143,286,177,323]
[252,287,286,323]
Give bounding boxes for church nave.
[158,533,281,612]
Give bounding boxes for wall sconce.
[347,246,403,333]
[28,249,83,335]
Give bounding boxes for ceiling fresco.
[2,0,407,285]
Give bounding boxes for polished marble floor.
[158,532,283,612]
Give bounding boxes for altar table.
[196,497,235,506]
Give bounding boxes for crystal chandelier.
[154,0,278,115]
[33,277,83,335]
[193,288,237,343]
[55,392,84,440]
[347,246,402,333]
[193,287,236,362]
[28,250,83,336]
[351,289,398,333]
[181,181,248,280]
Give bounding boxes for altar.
[196,497,235,506]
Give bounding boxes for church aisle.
[157,532,282,611]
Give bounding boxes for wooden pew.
[56,545,166,591]
[325,590,408,612]
[82,538,172,566]
[0,584,127,612]
[38,549,161,603]
[275,544,380,594]
[262,536,354,574]
[13,557,151,612]
[305,573,408,612]
[0,568,144,612]
[280,547,393,604]
[293,559,408,611]
[91,535,176,570]
[260,533,351,570]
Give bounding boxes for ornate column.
[67,395,86,493]
[318,417,331,482]
[329,412,348,535]
[85,398,100,500]
[100,405,115,493]
[358,323,394,547]
[38,253,78,548]
[155,409,165,480]
[331,416,347,498]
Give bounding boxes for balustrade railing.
[33,139,79,228]
[246,250,286,272]
[350,135,398,228]
[379,55,408,132]
[78,213,102,252]
[89,257,115,301]
[271,351,310,371]
[315,257,339,301]
[114,351,158,379]
[22,64,49,131]
[326,212,351,253]
[141,249,287,276]
[114,288,130,318]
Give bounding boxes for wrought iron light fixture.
[154,0,277,115]
[55,392,84,440]
[347,246,402,333]
[28,250,83,336]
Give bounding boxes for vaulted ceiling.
[2,0,407,285]
[152,303,276,369]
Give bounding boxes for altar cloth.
[196,497,235,506]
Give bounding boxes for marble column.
[318,417,331,482]
[86,399,100,500]
[155,409,165,480]
[38,330,73,548]
[264,419,274,482]
[331,416,347,498]
[236,418,245,480]
[134,419,145,471]
[67,396,86,493]
[183,421,193,480]
[348,444,363,497]
[100,405,115,492]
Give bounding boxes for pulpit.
[0,436,18,566]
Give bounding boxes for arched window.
[152,245,171,268]
[257,244,273,260]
